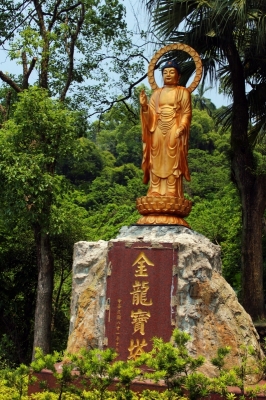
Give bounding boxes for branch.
[22,51,29,89]
[60,3,85,101]
[122,99,138,122]
[26,57,37,79]
[88,71,147,118]
[63,15,70,57]
[22,51,28,77]
[96,52,150,65]
[47,0,63,30]
[6,90,12,120]
[33,0,46,34]
[0,71,22,93]
[22,54,37,89]
[33,0,50,88]
[0,104,7,120]
[50,2,82,16]
[48,1,82,30]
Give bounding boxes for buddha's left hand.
[175,126,184,138]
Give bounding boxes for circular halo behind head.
[147,43,203,93]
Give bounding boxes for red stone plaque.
[104,241,178,360]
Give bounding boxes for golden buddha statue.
[136,60,193,226]
[140,60,191,199]
[136,44,202,226]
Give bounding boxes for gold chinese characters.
[130,281,153,306]
[115,299,122,352]
[128,252,153,360]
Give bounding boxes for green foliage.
[87,164,145,205]
[56,138,104,187]
[187,185,242,292]
[186,149,230,199]
[31,347,142,399]
[192,84,216,117]
[0,331,264,399]
[0,87,78,230]
[0,87,94,360]
[81,163,146,240]
[32,348,64,374]
[92,95,142,167]
[0,86,18,127]
[142,329,205,393]
[210,343,264,397]
[0,223,36,365]
[0,363,35,400]
[211,347,231,371]
[189,109,215,152]
[232,345,258,393]
[70,347,118,393]
[140,390,187,400]
[183,372,211,400]
[186,123,242,293]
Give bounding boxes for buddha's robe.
[141,86,192,197]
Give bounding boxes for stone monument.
[67,45,263,379]
[67,226,263,378]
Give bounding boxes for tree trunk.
[241,178,266,318]
[225,37,266,319]
[32,224,54,358]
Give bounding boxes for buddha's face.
[163,67,179,85]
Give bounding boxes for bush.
[0,329,264,399]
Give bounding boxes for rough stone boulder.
[67,226,264,381]
[67,240,108,352]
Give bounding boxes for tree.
[0,87,80,356]
[0,0,146,117]
[189,108,216,152]
[0,223,37,365]
[146,0,266,319]
[56,137,104,186]
[93,89,144,167]
[192,84,216,116]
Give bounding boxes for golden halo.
[148,43,203,93]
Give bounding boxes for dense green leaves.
[0,87,78,230]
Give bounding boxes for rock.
[67,240,108,352]
[67,226,264,382]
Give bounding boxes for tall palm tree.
[193,83,216,115]
[146,0,266,319]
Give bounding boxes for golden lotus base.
[136,196,192,227]
[137,214,190,227]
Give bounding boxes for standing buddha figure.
[139,60,192,199]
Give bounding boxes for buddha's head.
[161,60,181,86]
